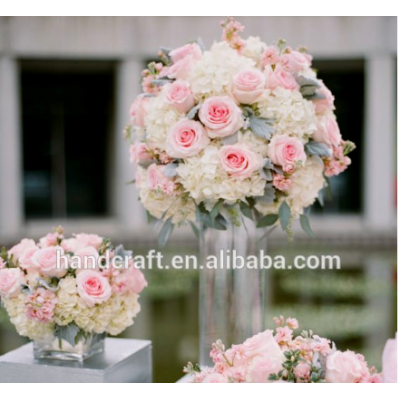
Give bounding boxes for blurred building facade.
[0,16,397,245]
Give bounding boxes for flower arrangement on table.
[125,17,355,244]
[184,316,384,383]
[0,227,147,351]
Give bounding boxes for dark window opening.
[312,59,364,214]
[20,60,115,219]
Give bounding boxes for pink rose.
[164,80,195,113]
[124,265,148,294]
[19,245,40,270]
[248,354,284,382]
[268,135,306,173]
[31,246,68,278]
[199,96,243,138]
[166,119,209,158]
[147,163,176,194]
[265,65,299,91]
[25,288,56,323]
[169,43,202,63]
[8,239,36,260]
[0,268,25,297]
[76,270,112,307]
[325,350,365,383]
[262,46,279,66]
[280,50,312,73]
[219,145,262,179]
[129,94,150,128]
[313,115,342,147]
[313,82,335,114]
[73,246,100,272]
[243,329,284,359]
[164,56,197,80]
[130,143,153,164]
[232,68,265,104]
[74,233,103,250]
[383,335,397,383]
[38,233,59,248]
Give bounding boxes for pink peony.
[166,119,209,158]
[25,288,56,323]
[76,270,112,307]
[325,350,365,383]
[130,142,153,164]
[199,96,243,138]
[314,115,342,147]
[280,49,312,73]
[0,268,25,298]
[265,64,299,91]
[31,246,68,278]
[219,145,262,179]
[232,68,265,104]
[129,94,150,128]
[268,134,307,173]
[164,80,195,113]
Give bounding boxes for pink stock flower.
[76,270,112,307]
[146,163,176,195]
[25,288,56,323]
[324,144,351,177]
[166,119,210,159]
[130,142,153,164]
[262,46,280,66]
[275,326,293,344]
[273,174,292,192]
[0,268,25,298]
[232,68,265,104]
[280,49,312,73]
[247,354,284,382]
[130,94,150,128]
[31,246,68,278]
[268,134,307,173]
[221,17,246,52]
[311,335,332,356]
[219,145,262,179]
[294,362,311,381]
[265,64,299,91]
[164,80,195,113]
[199,96,243,138]
[286,317,299,329]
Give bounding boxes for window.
[20,60,115,219]
[312,59,364,214]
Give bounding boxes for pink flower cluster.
[0,227,147,337]
[185,317,388,383]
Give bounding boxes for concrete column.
[0,56,23,242]
[112,58,148,235]
[364,56,396,229]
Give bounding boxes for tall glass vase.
[199,220,267,366]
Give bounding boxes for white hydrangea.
[144,94,184,151]
[54,276,79,326]
[257,87,317,140]
[187,42,255,100]
[242,36,267,66]
[176,145,265,205]
[2,294,54,341]
[287,156,325,216]
[136,166,196,224]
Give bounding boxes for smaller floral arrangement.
[0,227,147,345]
[184,316,383,383]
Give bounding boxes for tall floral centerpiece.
[0,227,147,361]
[125,18,355,365]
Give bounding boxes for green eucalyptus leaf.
[300,214,315,238]
[187,104,201,120]
[164,163,179,177]
[279,201,291,231]
[189,222,200,239]
[249,116,274,140]
[221,132,239,145]
[54,323,80,347]
[305,141,332,157]
[255,184,275,204]
[239,201,253,221]
[257,214,278,228]
[158,217,174,247]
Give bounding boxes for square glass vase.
[33,332,105,362]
